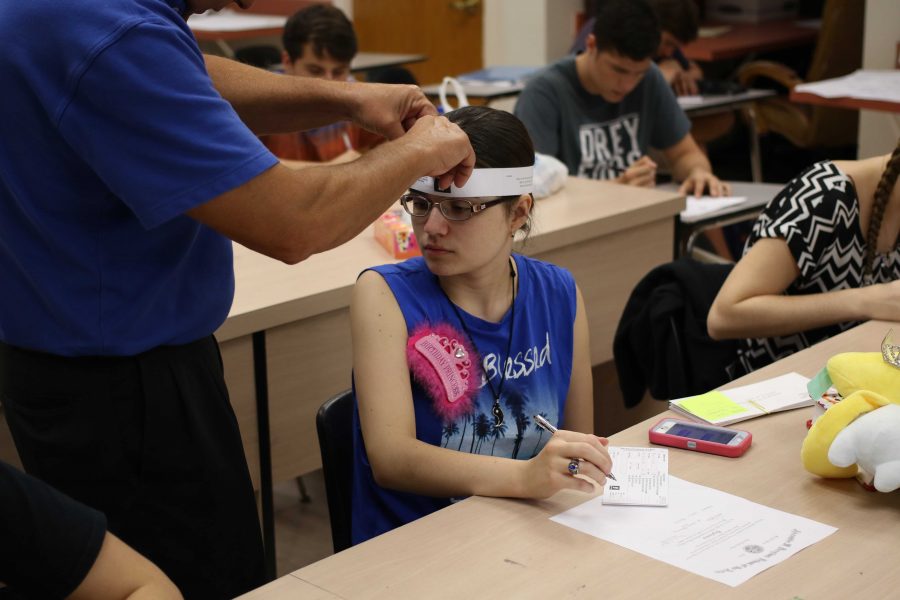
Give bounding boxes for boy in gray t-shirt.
[516,0,729,198]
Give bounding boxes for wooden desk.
[350,52,427,74]
[790,70,900,113]
[673,180,783,256]
[218,177,683,488]
[682,20,819,63]
[242,319,900,599]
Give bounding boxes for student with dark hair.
[709,141,900,377]
[349,106,612,544]
[518,0,729,197]
[0,460,181,599]
[262,4,380,163]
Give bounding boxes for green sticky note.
[806,367,832,399]
[677,391,749,421]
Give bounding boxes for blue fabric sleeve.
[0,461,107,598]
[57,18,278,230]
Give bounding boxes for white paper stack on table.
[680,195,748,220]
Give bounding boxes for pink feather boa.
[407,322,481,422]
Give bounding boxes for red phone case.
[648,419,752,458]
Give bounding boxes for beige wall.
[858,0,900,157]
[483,0,581,67]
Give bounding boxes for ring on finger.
[567,458,580,476]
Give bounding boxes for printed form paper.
[601,447,668,506]
[552,476,836,587]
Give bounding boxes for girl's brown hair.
[863,139,900,278]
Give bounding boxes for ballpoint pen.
[533,414,617,481]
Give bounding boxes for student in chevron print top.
[350,107,613,544]
[709,140,900,377]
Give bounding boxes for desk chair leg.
[295,476,312,503]
[744,105,763,183]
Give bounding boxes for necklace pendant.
[491,399,504,428]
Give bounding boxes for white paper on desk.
[552,476,837,587]
[188,9,286,31]
[601,447,668,506]
[681,196,747,219]
[795,70,900,104]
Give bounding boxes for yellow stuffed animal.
[801,352,900,491]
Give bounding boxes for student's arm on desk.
[187,116,474,264]
[350,274,611,499]
[69,533,181,600]
[707,237,900,339]
[663,134,731,197]
[205,55,433,138]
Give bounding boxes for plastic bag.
[437,76,469,114]
[532,152,568,199]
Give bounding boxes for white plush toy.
[828,403,900,493]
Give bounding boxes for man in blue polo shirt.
[0,0,475,598]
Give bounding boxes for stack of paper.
[680,195,748,219]
[669,372,812,426]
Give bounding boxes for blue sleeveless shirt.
[351,254,577,544]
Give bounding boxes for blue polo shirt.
[0,0,279,356]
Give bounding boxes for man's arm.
[205,55,434,138]
[662,134,731,197]
[186,115,475,264]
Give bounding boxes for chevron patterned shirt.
[730,160,900,377]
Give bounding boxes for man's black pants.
[0,336,265,599]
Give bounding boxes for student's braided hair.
[863,139,900,279]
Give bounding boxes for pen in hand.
[533,414,617,481]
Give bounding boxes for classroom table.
[672,180,783,256]
[789,71,900,114]
[239,319,900,599]
[682,19,819,63]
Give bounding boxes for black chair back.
[316,389,354,553]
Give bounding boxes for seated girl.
[350,106,612,544]
[708,140,900,377]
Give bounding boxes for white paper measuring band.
[410,166,534,197]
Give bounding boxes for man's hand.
[617,156,657,187]
[678,167,732,197]
[401,115,476,189]
[351,83,438,140]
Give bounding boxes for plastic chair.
[736,0,864,150]
[315,389,354,553]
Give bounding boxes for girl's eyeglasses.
[400,193,508,222]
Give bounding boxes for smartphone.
[649,418,752,458]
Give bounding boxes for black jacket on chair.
[613,257,738,408]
